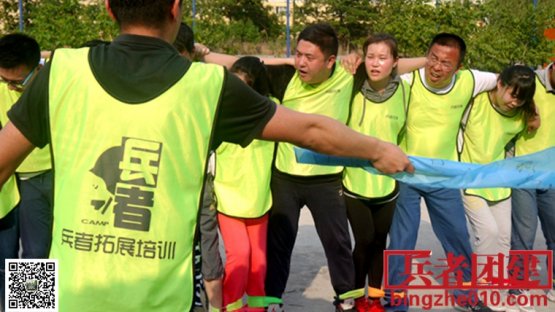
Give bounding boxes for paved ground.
[280,205,554,311]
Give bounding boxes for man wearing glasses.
[385,33,498,312]
[0,61,38,92]
[0,33,53,264]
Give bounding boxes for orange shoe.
[354,297,370,312]
[368,298,385,312]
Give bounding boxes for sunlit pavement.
[280,205,554,311]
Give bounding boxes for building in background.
[263,0,305,25]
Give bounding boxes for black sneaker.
[455,300,493,312]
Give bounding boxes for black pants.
[18,170,53,259]
[265,172,354,298]
[0,206,19,311]
[345,194,396,291]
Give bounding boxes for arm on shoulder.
[398,57,426,74]
[41,50,52,60]
[199,45,294,69]
[339,52,362,74]
[339,55,426,75]
[0,122,35,188]
[260,57,294,66]
[259,105,414,174]
[199,44,239,69]
[470,69,498,95]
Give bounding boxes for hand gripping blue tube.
[294,147,555,189]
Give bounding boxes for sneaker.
[354,297,370,312]
[507,290,536,312]
[486,289,520,312]
[335,298,356,312]
[266,303,285,312]
[368,298,385,312]
[454,300,493,312]
[547,289,555,302]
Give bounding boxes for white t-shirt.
[401,67,497,96]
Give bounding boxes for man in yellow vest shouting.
[262,24,362,312]
[0,1,413,311]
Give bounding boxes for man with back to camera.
[0,1,413,311]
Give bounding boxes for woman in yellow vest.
[214,56,276,312]
[511,62,555,303]
[343,34,410,312]
[460,65,536,310]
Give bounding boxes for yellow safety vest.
[48,48,223,312]
[214,98,277,218]
[0,85,20,217]
[461,92,525,201]
[275,65,353,176]
[403,70,475,160]
[516,76,555,156]
[343,80,409,198]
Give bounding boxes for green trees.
[1,0,553,71]
[469,0,555,71]
[0,0,116,50]
[298,0,377,51]
[182,0,281,53]
[298,0,554,71]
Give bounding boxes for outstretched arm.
[197,43,295,68]
[259,105,414,174]
[261,57,294,66]
[340,53,426,75]
[0,122,35,188]
[199,47,239,69]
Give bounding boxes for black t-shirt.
[8,34,276,150]
[264,64,296,102]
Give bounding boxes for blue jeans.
[387,183,474,301]
[511,188,555,284]
[18,170,53,259]
[0,206,19,309]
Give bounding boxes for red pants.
[218,213,268,311]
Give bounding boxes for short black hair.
[173,23,195,55]
[108,0,181,29]
[428,33,466,66]
[230,56,270,97]
[297,23,338,58]
[0,33,40,70]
